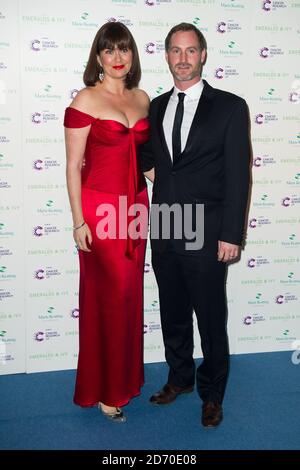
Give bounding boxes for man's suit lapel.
[156,89,173,165]
[181,80,215,159]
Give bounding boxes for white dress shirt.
[163,79,204,160]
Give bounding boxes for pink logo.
[35,269,45,280]
[262,0,272,11]
[34,331,44,341]
[289,92,299,103]
[281,197,291,207]
[215,67,224,79]
[32,112,42,124]
[217,22,226,33]
[144,262,153,273]
[275,295,284,304]
[33,159,43,170]
[259,47,269,58]
[255,114,264,124]
[249,218,257,228]
[31,39,41,51]
[145,42,155,54]
[33,226,43,237]
[253,157,262,167]
[70,89,79,99]
[71,308,79,319]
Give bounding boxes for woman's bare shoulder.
[69,87,97,113]
[133,88,150,106]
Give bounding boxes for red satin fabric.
[64,107,149,407]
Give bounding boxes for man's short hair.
[165,22,207,51]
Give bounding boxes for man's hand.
[218,241,239,262]
[144,168,155,183]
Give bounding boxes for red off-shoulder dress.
[64,107,149,407]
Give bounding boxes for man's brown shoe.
[150,383,194,405]
[201,401,223,427]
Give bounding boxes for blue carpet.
[0,352,300,450]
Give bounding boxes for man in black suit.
[141,23,250,427]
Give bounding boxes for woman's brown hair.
[83,22,141,89]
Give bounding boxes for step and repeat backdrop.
[0,0,299,374]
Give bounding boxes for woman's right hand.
[73,223,92,252]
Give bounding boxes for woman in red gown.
[64,22,150,422]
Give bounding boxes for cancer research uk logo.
[262,0,288,12]
[34,267,61,280]
[34,329,60,342]
[144,0,174,5]
[288,79,300,104]
[145,41,165,54]
[0,288,13,301]
[275,293,298,305]
[0,246,13,258]
[31,111,59,124]
[107,15,133,26]
[0,179,11,189]
[33,158,61,171]
[248,216,271,229]
[254,112,278,124]
[216,20,242,33]
[144,321,161,334]
[33,225,60,237]
[70,89,79,100]
[281,195,300,207]
[214,66,239,79]
[289,91,300,104]
[30,38,59,52]
[247,257,270,268]
[253,155,276,168]
[71,308,79,319]
[243,314,266,325]
[0,135,10,144]
[259,45,284,58]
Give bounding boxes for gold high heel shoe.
[98,403,127,423]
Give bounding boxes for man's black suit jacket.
[140,80,251,256]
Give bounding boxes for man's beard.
[173,71,197,81]
[170,63,201,82]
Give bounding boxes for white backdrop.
[0,0,299,374]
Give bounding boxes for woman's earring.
[99,65,104,82]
